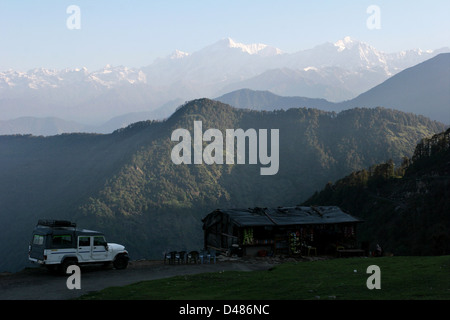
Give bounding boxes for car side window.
[52,235,72,248]
[78,236,90,247]
[93,236,106,246]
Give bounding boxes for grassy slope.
[79,256,450,300]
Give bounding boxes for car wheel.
[60,259,78,275]
[113,255,128,270]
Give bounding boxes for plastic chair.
[169,251,177,264]
[199,249,212,264]
[187,251,199,264]
[199,250,206,264]
[209,249,217,264]
[164,251,175,265]
[178,251,187,264]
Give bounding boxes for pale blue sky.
[0,0,448,71]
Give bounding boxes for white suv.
[28,220,129,273]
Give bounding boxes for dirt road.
[0,259,274,300]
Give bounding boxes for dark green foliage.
[0,99,446,272]
[304,128,450,256]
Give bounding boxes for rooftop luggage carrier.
[37,220,76,228]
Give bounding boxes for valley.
[0,99,446,273]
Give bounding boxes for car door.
[92,236,108,260]
[29,234,46,261]
[77,236,92,262]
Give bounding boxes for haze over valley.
[0,37,448,135]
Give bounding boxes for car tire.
[113,254,128,270]
[60,258,78,275]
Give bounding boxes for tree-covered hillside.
[303,128,450,255]
[0,99,446,272]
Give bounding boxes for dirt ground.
[0,256,304,300]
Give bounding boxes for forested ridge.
[0,99,446,272]
[304,128,450,255]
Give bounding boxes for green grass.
[79,256,450,300]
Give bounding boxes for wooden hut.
[202,206,363,257]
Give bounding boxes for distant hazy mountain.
[285,36,445,74]
[216,53,450,124]
[94,98,184,134]
[342,53,450,124]
[0,37,447,126]
[216,66,386,102]
[0,98,184,136]
[3,51,448,136]
[0,66,158,124]
[0,117,92,136]
[215,88,337,112]
[217,36,443,101]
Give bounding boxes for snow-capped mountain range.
[0,65,147,90]
[0,36,448,131]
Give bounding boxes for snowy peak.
[333,36,379,54]
[89,66,147,86]
[170,50,190,60]
[0,65,147,90]
[227,37,283,56]
[0,37,447,99]
[334,36,357,51]
[207,37,283,56]
[329,36,447,74]
[228,37,265,54]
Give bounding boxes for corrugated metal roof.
[203,206,361,228]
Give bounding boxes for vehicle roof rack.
[37,220,76,228]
